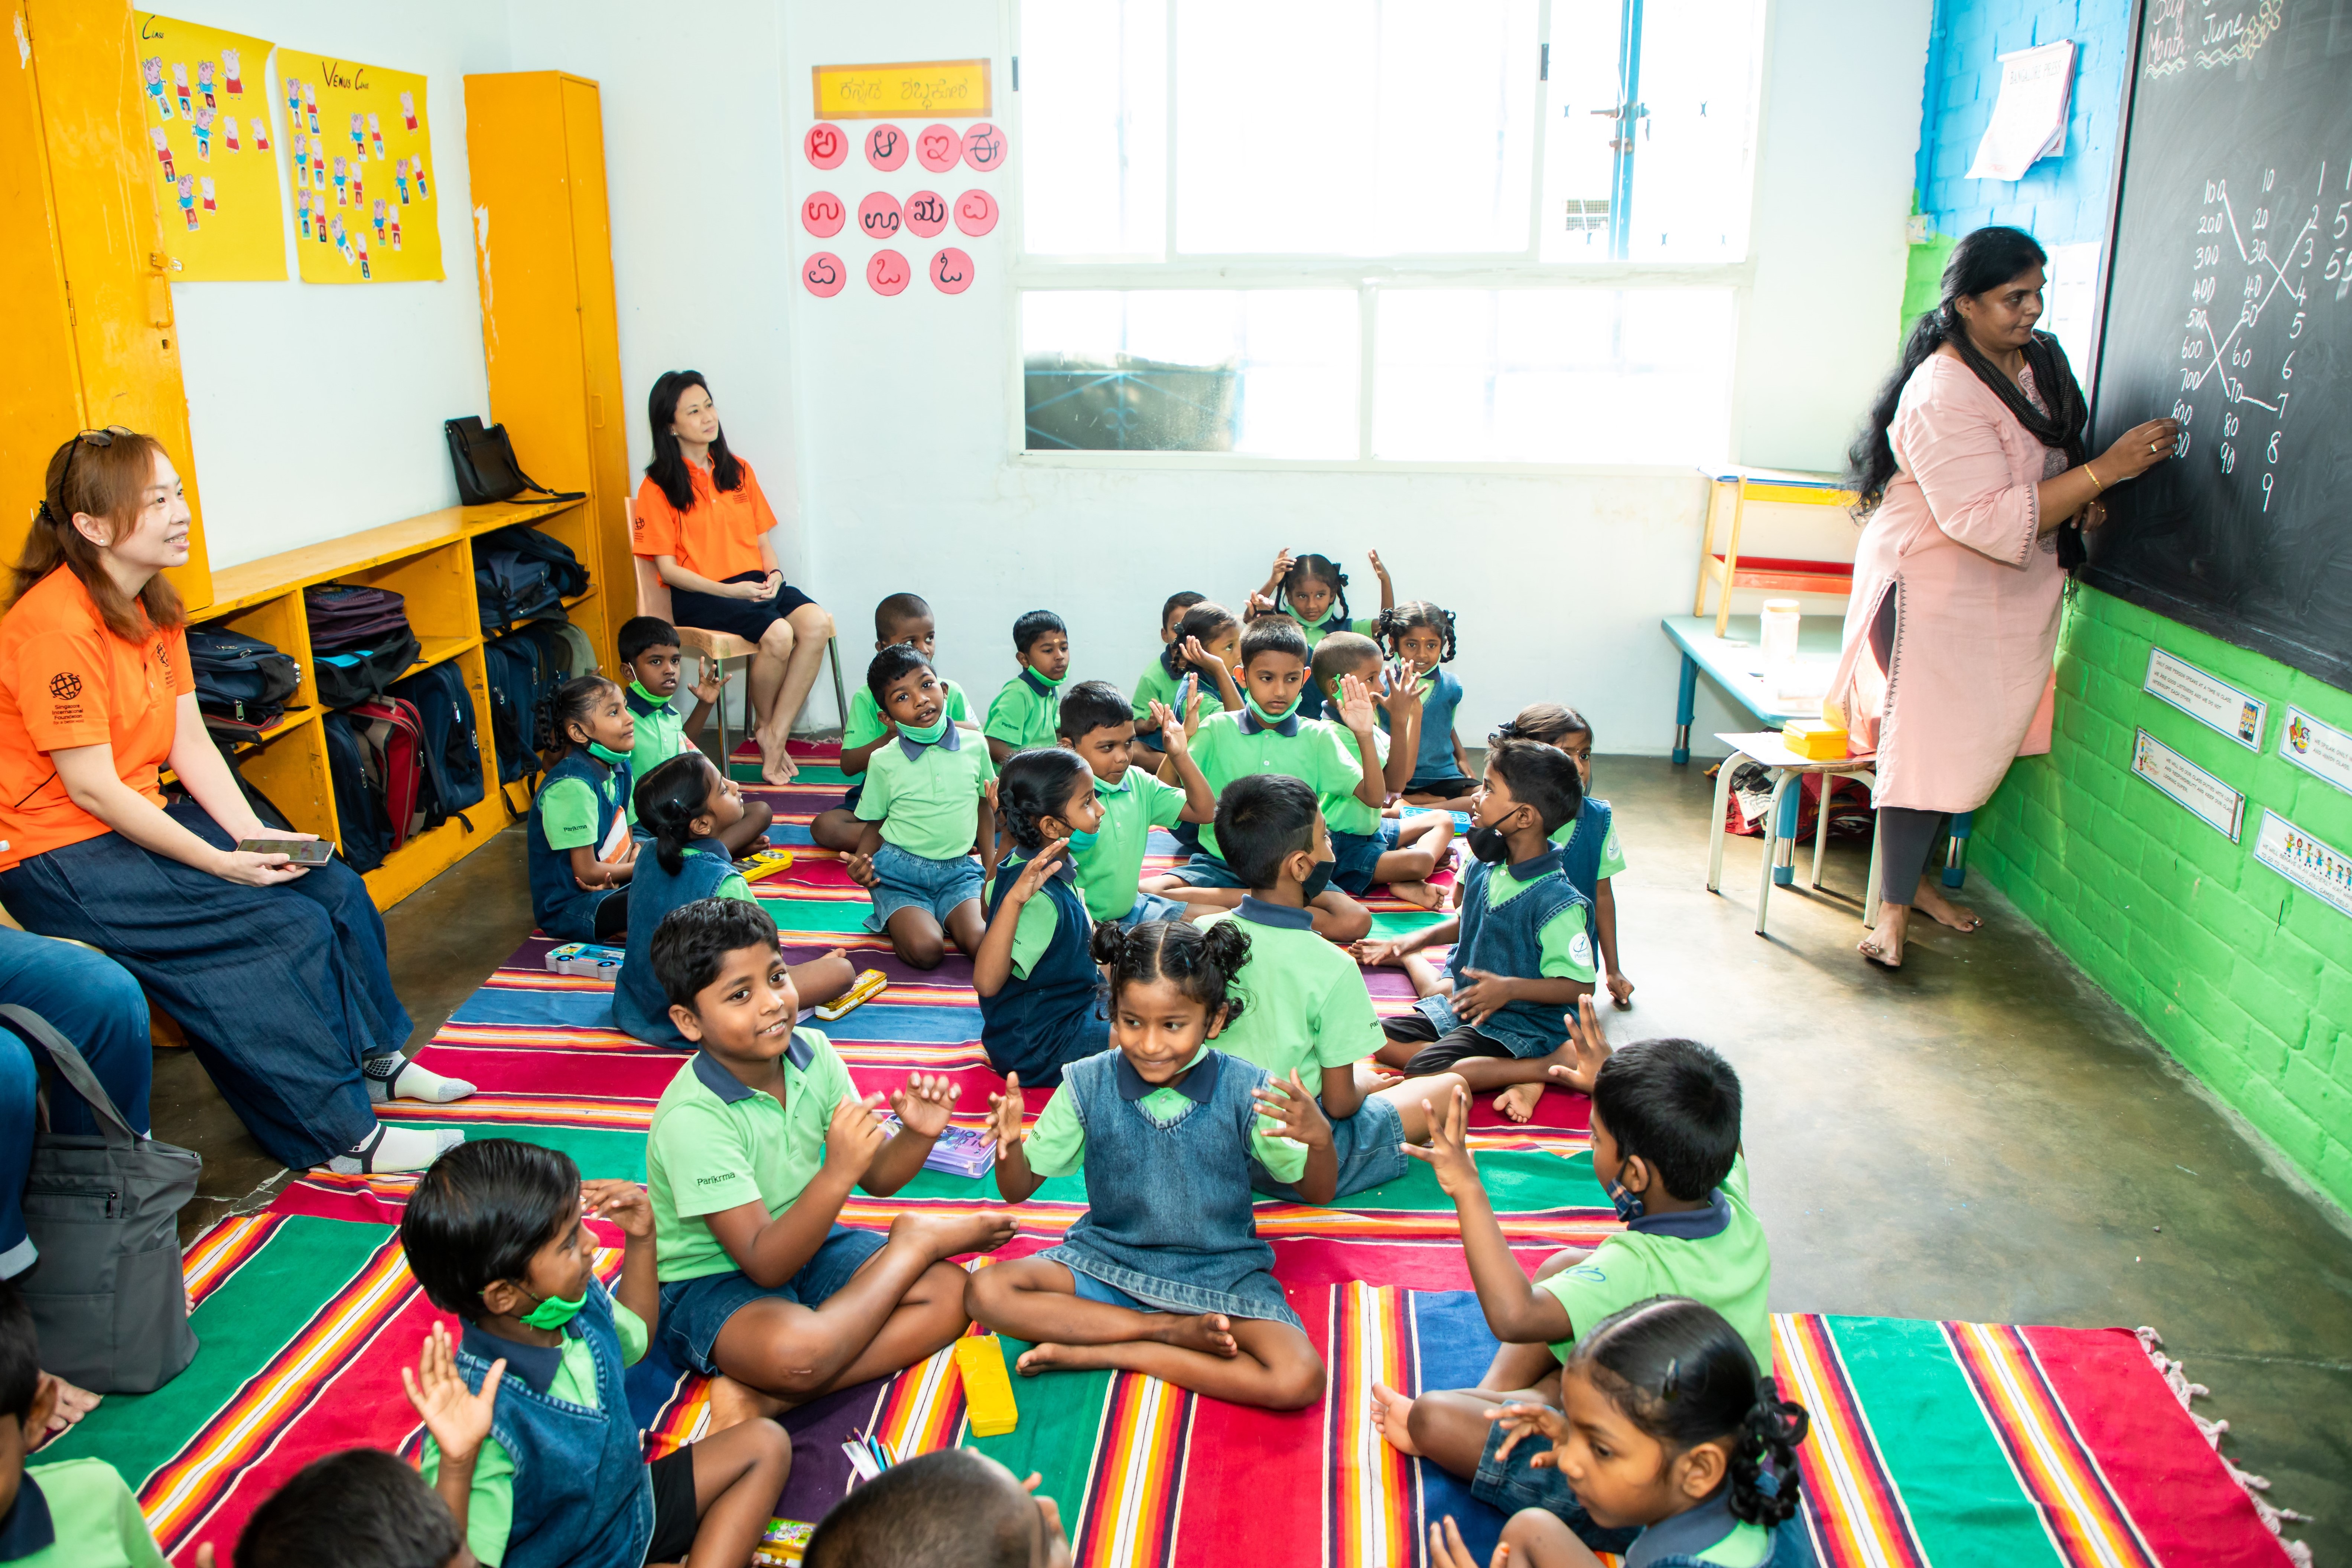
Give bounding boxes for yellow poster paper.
[282,52,444,284]
[134,13,284,281]
[811,58,991,120]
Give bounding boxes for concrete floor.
[151,754,2350,1557]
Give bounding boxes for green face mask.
[900,712,950,745]
[518,1285,587,1331]
[628,680,669,706]
[587,740,632,766]
[1243,692,1295,727]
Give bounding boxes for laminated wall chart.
[136,13,284,280]
[282,53,445,284]
[797,59,1003,299]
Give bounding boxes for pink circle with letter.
[930,247,974,294]
[857,190,903,241]
[952,189,999,237]
[867,249,910,296]
[961,122,1006,171]
[915,124,960,173]
[902,190,950,239]
[864,123,907,171]
[803,123,846,169]
[800,191,845,238]
[801,252,845,297]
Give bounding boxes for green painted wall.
[1975,586,2352,1210]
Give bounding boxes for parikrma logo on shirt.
[48,672,81,700]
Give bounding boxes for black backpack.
[186,628,301,726]
[322,711,394,873]
[390,663,486,833]
[483,630,560,799]
[306,585,413,650]
[313,630,424,709]
[475,526,589,632]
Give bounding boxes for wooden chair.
[1693,466,1860,635]
[626,503,848,766]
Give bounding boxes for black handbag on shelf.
[443,416,585,507]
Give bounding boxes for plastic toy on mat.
[736,847,796,881]
[813,967,887,1021]
[751,1518,816,1565]
[954,1334,1019,1436]
[545,942,624,978]
[873,1114,996,1179]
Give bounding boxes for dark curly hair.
[1375,599,1457,664]
[995,747,1093,854]
[1568,1296,1810,1528]
[866,642,933,705]
[1088,917,1251,1029]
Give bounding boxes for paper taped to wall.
[1966,40,2076,181]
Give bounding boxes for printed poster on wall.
[282,53,444,284]
[135,13,284,280]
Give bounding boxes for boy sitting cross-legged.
[618,614,774,857]
[1370,1000,1771,1558]
[1055,678,1214,928]
[399,1137,793,1568]
[644,898,1014,1415]
[1306,632,1452,909]
[1201,773,1468,1201]
[1359,738,1595,1123]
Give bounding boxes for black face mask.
[1466,805,1525,863]
[1302,858,1335,900]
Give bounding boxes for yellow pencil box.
[813,968,887,1022]
[955,1334,1019,1437]
[1781,720,1848,760]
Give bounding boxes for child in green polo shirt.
[811,594,979,852]
[643,899,1014,1414]
[1308,632,1453,908]
[229,1449,465,1568]
[1201,773,1466,1200]
[1369,1007,1771,1558]
[983,610,1072,766]
[1128,589,1207,768]
[845,645,999,970]
[618,615,773,856]
[400,1136,791,1568]
[0,1280,168,1568]
[1141,615,1380,942]
[1055,678,1213,926]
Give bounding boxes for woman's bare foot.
[703,1375,786,1433]
[34,1374,99,1448]
[890,1209,1019,1260]
[1494,1082,1542,1123]
[1369,1381,1421,1455]
[1859,904,1906,969]
[1911,882,1981,932]
[1389,879,1445,910]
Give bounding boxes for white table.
[1707,731,1883,936]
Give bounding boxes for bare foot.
[703,1375,786,1433]
[1859,904,1905,969]
[1911,883,1981,932]
[34,1374,99,1449]
[758,741,798,785]
[1388,879,1445,910]
[1494,1082,1542,1123]
[1148,1312,1238,1357]
[1370,1381,1422,1455]
[890,1209,1019,1260]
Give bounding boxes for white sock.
[363,1054,475,1105]
[325,1124,463,1174]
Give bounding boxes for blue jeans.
[0,800,409,1169]
[0,930,153,1277]
[655,1225,887,1376]
[1475,1418,1640,1555]
[863,843,983,929]
[1119,891,1193,928]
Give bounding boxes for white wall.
[166,0,512,568]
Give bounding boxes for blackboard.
[2085,0,2352,692]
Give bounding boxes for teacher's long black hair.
[1847,226,2090,539]
[644,369,744,512]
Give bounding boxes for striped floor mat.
[41,740,2297,1565]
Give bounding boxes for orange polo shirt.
[0,566,193,871]
[630,457,780,584]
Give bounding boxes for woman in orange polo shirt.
[633,370,835,785]
[0,430,474,1175]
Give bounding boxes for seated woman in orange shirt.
[632,371,835,785]
[0,429,472,1176]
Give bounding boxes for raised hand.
[1401,1084,1480,1197]
[1546,994,1614,1095]
[823,1091,891,1179]
[1253,1068,1334,1150]
[1336,672,1379,733]
[1366,547,1390,584]
[690,657,724,705]
[582,1179,653,1239]
[401,1322,502,1464]
[1451,966,1516,1025]
[1008,839,1068,902]
[1486,1399,1570,1467]
[988,1072,1027,1161]
[1149,698,1193,759]
[890,1072,961,1138]
[1179,635,1227,679]
[1379,664,1425,719]
[1245,589,1279,619]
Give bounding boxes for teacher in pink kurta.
[1831,226,2179,968]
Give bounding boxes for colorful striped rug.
[40,740,2300,1566]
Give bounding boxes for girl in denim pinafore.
[973,748,1115,1086]
[966,919,1336,1410]
[526,677,637,942]
[1480,1297,1814,1568]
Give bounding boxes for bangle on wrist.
[2083,462,2104,492]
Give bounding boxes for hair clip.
[1661,1357,1682,1401]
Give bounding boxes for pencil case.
[813,968,887,1021]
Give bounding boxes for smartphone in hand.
[236,837,334,866]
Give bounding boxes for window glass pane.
[1021,0,1168,256]
[1174,0,1535,254]
[1540,0,1627,261]
[1626,0,1762,259]
[1023,290,1360,456]
[1372,288,1734,463]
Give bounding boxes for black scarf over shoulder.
[1947,326,2092,567]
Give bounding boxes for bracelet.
[2083,463,2104,493]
